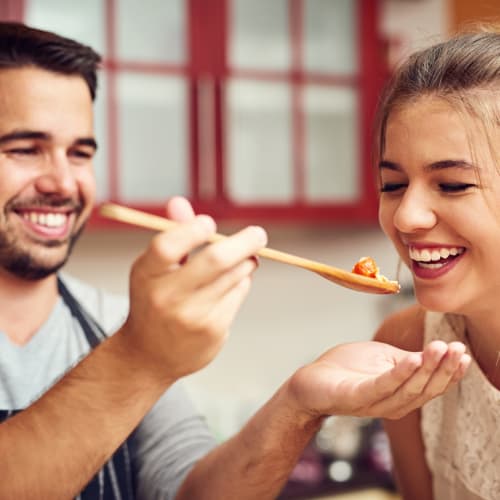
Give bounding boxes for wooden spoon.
[99,203,400,295]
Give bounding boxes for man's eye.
[70,149,94,160]
[439,183,476,193]
[380,183,407,193]
[7,147,38,155]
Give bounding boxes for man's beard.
[0,223,86,280]
[0,196,86,280]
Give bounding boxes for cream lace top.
[421,311,500,500]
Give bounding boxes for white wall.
[381,0,450,67]
[66,0,450,440]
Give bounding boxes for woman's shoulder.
[374,304,426,351]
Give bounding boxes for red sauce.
[352,256,379,279]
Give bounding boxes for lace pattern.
[421,312,500,499]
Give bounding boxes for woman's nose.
[393,186,437,234]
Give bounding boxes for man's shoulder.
[59,273,129,334]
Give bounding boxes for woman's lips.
[411,250,465,280]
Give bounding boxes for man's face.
[0,66,97,280]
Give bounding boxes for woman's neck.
[464,314,500,390]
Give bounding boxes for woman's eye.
[439,183,476,193]
[380,183,407,193]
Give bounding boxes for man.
[0,22,470,499]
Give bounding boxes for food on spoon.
[352,256,390,282]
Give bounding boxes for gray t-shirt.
[0,273,216,499]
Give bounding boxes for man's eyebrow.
[0,130,98,151]
[75,137,98,151]
[0,130,50,145]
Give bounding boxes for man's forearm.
[176,380,323,500]
[0,329,171,500]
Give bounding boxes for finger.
[160,258,258,327]
[451,353,471,382]
[208,276,253,332]
[166,196,197,222]
[187,274,254,339]
[135,215,216,277]
[368,351,423,401]
[369,343,468,418]
[165,197,200,264]
[398,340,449,395]
[364,342,448,417]
[142,254,258,335]
[174,225,267,289]
[191,258,258,303]
[420,342,466,395]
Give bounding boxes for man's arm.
[0,330,168,499]
[177,339,469,499]
[0,210,267,500]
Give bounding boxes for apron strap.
[57,276,107,348]
[56,276,135,499]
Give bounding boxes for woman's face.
[378,96,500,315]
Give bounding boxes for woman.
[374,26,500,500]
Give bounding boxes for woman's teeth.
[409,246,464,268]
[22,212,67,228]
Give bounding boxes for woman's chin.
[414,288,460,314]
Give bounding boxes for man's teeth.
[409,246,464,263]
[23,212,67,228]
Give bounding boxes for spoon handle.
[100,203,333,269]
[99,203,400,295]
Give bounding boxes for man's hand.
[286,340,471,420]
[121,197,267,382]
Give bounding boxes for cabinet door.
[223,0,382,222]
[21,0,384,223]
[24,0,191,205]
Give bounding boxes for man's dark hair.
[0,22,101,100]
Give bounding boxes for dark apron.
[0,277,136,499]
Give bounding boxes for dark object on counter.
[278,418,396,499]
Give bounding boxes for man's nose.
[393,185,437,234]
[34,152,77,197]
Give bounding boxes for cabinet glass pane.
[304,86,359,202]
[303,0,357,74]
[25,0,105,55]
[116,0,185,63]
[93,73,109,202]
[117,73,188,203]
[226,80,292,203]
[229,0,290,70]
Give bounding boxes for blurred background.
[1,0,497,498]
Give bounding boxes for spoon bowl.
[99,203,400,295]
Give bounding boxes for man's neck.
[0,271,59,345]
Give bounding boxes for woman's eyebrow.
[378,159,478,171]
[425,159,477,171]
[378,160,400,171]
